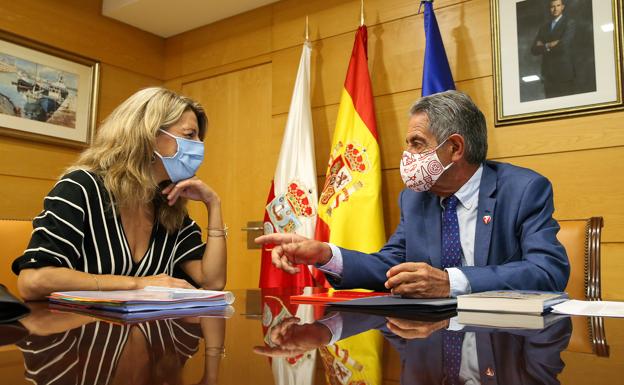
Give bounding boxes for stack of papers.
[48,286,235,313]
[551,300,624,317]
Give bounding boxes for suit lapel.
[423,192,442,267]
[474,163,497,267]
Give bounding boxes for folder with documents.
[48,286,235,313]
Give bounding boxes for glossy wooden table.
[0,288,622,385]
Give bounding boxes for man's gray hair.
[409,90,488,164]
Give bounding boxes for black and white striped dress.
[12,169,205,284]
[17,319,202,385]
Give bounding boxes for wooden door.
[182,63,278,290]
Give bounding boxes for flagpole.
[305,15,309,42]
[360,0,364,26]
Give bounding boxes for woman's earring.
[151,154,156,164]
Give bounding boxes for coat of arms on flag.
[319,142,370,217]
[266,181,315,234]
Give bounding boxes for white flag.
[265,41,318,239]
[260,41,318,384]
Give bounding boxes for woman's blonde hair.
[68,87,207,232]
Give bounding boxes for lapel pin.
[483,215,492,225]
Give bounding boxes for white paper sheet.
[551,300,624,317]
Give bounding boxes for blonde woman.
[13,87,226,300]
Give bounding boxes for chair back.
[0,219,32,298]
[559,217,603,300]
[557,217,608,356]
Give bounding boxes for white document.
[551,300,624,317]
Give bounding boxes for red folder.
[290,290,389,304]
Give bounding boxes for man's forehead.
[407,112,432,136]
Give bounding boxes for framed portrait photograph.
[0,30,99,147]
[491,0,623,125]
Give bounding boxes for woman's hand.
[135,273,195,289]
[162,177,220,207]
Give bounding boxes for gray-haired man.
[257,90,569,298]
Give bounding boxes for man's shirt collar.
[440,164,483,210]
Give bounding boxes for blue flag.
[422,1,455,96]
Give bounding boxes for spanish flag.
[315,25,384,385]
[315,26,385,252]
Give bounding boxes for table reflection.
[256,289,573,385]
[0,289,619,385]
[12,302,225,385]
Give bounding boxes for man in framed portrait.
[531,0,577,98]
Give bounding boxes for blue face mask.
[155,129,204,182]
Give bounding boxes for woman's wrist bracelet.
[92,275,101,291]
[205,346,226,357]
[207,225,228,239]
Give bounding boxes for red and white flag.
[259,41,324,288]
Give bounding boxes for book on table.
[457,290,569,315]
[48,286,235,313]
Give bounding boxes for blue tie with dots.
[443,330,464,385]
[441,195,464,385]
[441,195,463,269]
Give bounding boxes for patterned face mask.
[399,139,453,192]
[154,129,204,183]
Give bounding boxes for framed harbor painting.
[0,30,99,147]
[491,0,623,125]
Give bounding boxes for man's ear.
[447,134,465,163]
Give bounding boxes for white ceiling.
[102,0,280,38]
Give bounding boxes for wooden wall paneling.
[0,137,79,181]
[602,243,624,300]
[368,0,492,96]
[489,108,624,159]
[182,63,277,290]
[271,0,469,52]
[164,54,272,94]
[271,0,491,115]
[97,64,163,122]
[494,146,624,243]
[164,6,273,79]
[0,0,164,79]
[0,175,55,219]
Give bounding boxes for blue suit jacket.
[332,161,570,292]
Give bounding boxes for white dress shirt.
[319,165,484,297]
